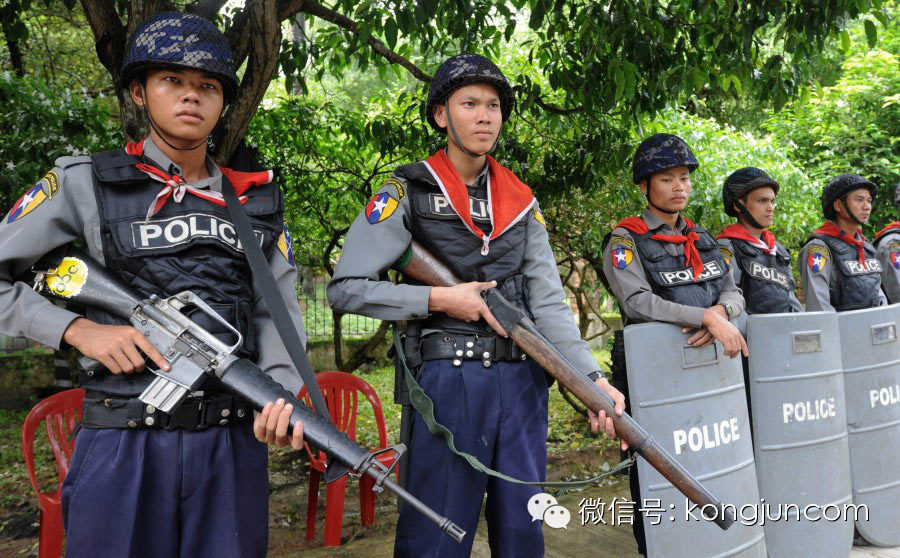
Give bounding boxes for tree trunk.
[290,13,306,96]
[2,27,25,77]
[215,0,281,164]
[332,311,390,373]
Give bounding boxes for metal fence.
[0,334,43,352]
[295,267,381,342]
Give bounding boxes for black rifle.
[32,249,465,543]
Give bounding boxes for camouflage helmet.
[119,12,238,102]
[821,173,877,220]
[632,133,699,185]
[722,167,780,217]
[426,54,515,132]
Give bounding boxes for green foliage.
[654,110,819,251]
[0,72,120,211]
[247,90,434,270]
[765,7,900,231]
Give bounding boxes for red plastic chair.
[21,388,85,558]
[298,372,396,547]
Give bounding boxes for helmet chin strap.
[445,100,500,159]
[838,195,864,226]
[645,180,678,215]
[735,199,766,230]
[141,85,211,152]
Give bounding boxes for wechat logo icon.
[527,493,572,529]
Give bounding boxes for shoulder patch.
[276,224,295,267]
[534,208,545,226]
[366,192,399,224]
[609,235,634,250]
[807,245,829,273]
[718,246,733,265]
[6,170,58,223]
[610,244,634,270]
[381,177,406,201]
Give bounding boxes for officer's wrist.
[587,370,603,382]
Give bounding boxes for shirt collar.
[641,207,688,233]
[142,137,222,191]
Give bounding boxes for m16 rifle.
[32,249,466,543]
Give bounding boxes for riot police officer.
[799,174,887,311]
[0,13,304,556]
[873,183,900,303]
[327,54,626,558]
[601,133,747,555]
[716,167,802,314]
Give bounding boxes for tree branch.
[218,0,281,163]
[79,0,125,76]
[187,0,229,20]
[534,97,583,115]
[300,0,432,82]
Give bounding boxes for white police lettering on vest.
[658,261,725,286]
[748,261,791,289]
[782,397,837,423]
[131,213,264,252]
[429,193,490,221]
[673,417,740,455]
[869,385,900,408]
[844,258,883,275]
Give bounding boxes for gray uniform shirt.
[602,208,745,326]
[717,237,803,312]
[876,230,900,304]
[327,165,601,376]
[0,138,305,393]
[798,233,889,313]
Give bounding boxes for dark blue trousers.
[394,359,549,558]
[61,422,269,557]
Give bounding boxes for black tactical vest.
[86,148,284,395]
[395,161,532,335]
[630,222,727,310]
[810,234,882,312]
[728,239,796,314]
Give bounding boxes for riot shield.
[748,311,853,557]
[838,303,900,547]
[625,322,766,557]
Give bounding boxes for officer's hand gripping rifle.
[32,250,466,543]
[395,241,736,531]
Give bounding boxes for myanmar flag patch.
[611,246,633,269]
[807,249,828,273]
[7,171,58,223]
[365,192,399,224]
[277,225,295,267]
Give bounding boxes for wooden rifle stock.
[395,241,736,530]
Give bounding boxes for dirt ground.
[0,445,632,557]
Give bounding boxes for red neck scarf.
[616,215,705,280]
[126,139,273,220]
[814,221,866,264]
[716,224,777,255]
[423,150,535,255]
[876,221,900,240]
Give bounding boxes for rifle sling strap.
[392,327,631,487]
[221,180,330,418]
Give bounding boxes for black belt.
[81,394,251,431]
[419,334,528,367]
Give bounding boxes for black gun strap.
[221,180,330,418]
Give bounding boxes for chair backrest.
[22,389,85,495]
[298,372,388,461]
